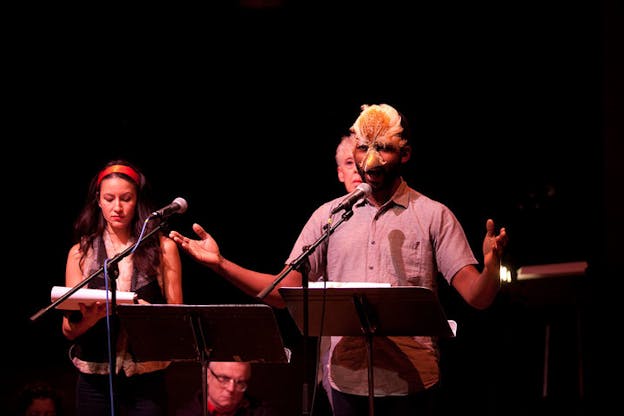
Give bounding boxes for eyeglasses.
[208,367,248,392]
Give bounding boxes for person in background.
[335,132,362,194]
[176,361,278,416]
[169,103,507,415]
[15,381,62,416]
[62,160,183,416]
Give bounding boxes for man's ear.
[400,144,412,163]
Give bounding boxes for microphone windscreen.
[173,197,188,213]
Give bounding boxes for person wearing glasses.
[176,361,278,416]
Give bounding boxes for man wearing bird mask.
[169,103,508,415]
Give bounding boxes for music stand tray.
[279,286,454,415]
[117,304,288,363]
[278,286,455,338]
[117,304,288,416]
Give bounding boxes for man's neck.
[208,400,237,416]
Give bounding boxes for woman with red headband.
[62,159,183,416]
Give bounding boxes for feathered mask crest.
[351,104,406,147]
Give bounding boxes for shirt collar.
[385,178,410,210]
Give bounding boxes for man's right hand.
[169,223,221,268]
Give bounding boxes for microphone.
[150,197,188,219]
[330,183,372,215]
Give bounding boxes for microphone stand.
[30,222,165,321]
[257,209,355,416]
[30,219,169,416]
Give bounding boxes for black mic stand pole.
[257,209,355,416]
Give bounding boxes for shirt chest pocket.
[383,230,430,284]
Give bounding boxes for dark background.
[3,1,621,415]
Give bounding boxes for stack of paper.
[51,286,137,310]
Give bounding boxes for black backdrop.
[4,2,620,415]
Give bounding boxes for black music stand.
[117,304,288,416]
[278,286,455,416]
[513,261,588,400]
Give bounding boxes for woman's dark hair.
[73,159,161,277]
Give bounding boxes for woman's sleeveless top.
[69,235,171,376]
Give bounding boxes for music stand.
[279,286,455,416]
[117,304,288,416]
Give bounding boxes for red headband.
[97,165,140,186]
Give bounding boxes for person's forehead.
[338,148,354,160]
[99,177,136,194]
[212,362,250,374]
